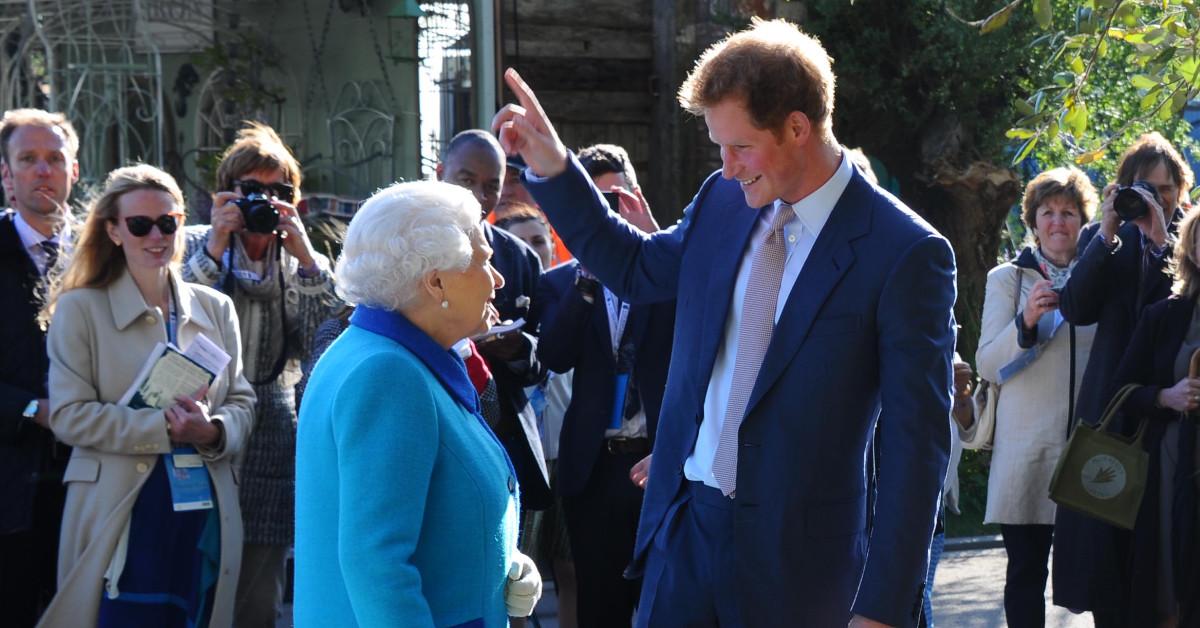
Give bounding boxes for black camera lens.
[1112,180,1158,222]
[233,193,280,234]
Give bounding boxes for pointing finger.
[504,69,549,129]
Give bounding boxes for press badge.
[165,446,213,511]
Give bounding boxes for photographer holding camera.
[1054,132,1193,626]
[182,122,340,628]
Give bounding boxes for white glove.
[505,551,542,618]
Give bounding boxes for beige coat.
[973,263,1095,525]
[38,269,255,627]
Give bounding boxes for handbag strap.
[1011,266,1024,319]
[1094,383,1143,433]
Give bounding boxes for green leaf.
[1013,136,1040,165]
[1141,85,1163,110]
[1054,71,1077,86]
[1070,56,1086,74]
[1172,89,1188,114]
[1064,100,1089,137]
[1033,0,1053,29]
[1014,99,1036,116]
[1131,74,1159,89]
[981,3,1017,34]
[1006,128,1037,139]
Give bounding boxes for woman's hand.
[505,551,542,618]
[629,454,651,489]
[1157,377,1200,413]
[207,191,245,261]
[274,198,318,270]
[1022,279,1058,330]
[165,387,221,447]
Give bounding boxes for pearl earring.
[441,300,449,309]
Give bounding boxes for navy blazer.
[526,156,956,627]
[534,260,675,498]
[0,211,68,533]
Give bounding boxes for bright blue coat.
[295,312,519,628]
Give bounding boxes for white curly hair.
[336,180,481,311]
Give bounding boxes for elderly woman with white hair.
[294,181,542,627]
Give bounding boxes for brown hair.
[1021,167,1097,242]
[678,18,836,136]
[494,203,547,231]
[1170,207,1200,300]
[42,164,185,324]
[0,108,80,163]
[215,122,301,204]
[1115,132,1194,197]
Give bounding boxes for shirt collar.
[12,210,54,252]
[772,150,853,237]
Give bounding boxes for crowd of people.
[2,15,1200,628]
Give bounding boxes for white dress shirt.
[683,153,853,489]
[12,210,60,276]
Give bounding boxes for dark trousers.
[1001,523,1054,628]
[0,481,66,628]
[563,449,644,628]
[635,481,743,628]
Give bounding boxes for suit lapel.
[743,173,872,417]
[0,213,41,293]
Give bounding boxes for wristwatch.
[22,399,39,420]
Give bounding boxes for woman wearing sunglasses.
[180,122,340,627]
[37,164,255,627]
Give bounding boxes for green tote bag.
[1048,384,1148,530]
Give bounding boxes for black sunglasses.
[234,178,295,200]
[123,214,181,237]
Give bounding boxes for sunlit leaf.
[1013,136,1040,165]
[1070,56,1086,74]
[1033,0,1053,29]
[1064,100,1089,137]
[981,2,1017,34]
[1076,148,1106,165]
[1006,128,1037,139]
[1130,74,1158,89]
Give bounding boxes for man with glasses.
[182,122,340,628]
[0,108,80,627]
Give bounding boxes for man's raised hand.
[490,69,569,178]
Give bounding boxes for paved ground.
[927,547,1092,627]
[281,546,1098,627]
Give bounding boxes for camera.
[1112,180,1159,222]
[233,193,280,234]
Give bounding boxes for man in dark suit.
[494,18,956,628]
[1055,132,1192,626]
[0,108,80,627]
[535,143,674,627]
[438,129,552,512]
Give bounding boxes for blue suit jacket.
[526,156,956,627]
[534,260,675,498]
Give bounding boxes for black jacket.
[482,222,552,510]
[1114,295,1200,627]
[1053,214,1181,614]
[0,211,68,534]
[535,260,675,497]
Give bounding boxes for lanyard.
[164,282,179,346]
[603,288,630,358]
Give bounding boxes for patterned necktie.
[712,205,793,496]
[40,239,59,276]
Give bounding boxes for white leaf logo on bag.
[1080,454,1127,500]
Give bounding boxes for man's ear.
[435,163,445,182]
[71,159,80,184]
[786,111,812,145]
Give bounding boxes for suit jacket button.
[136,462,149,473]
[508,475,516,493]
